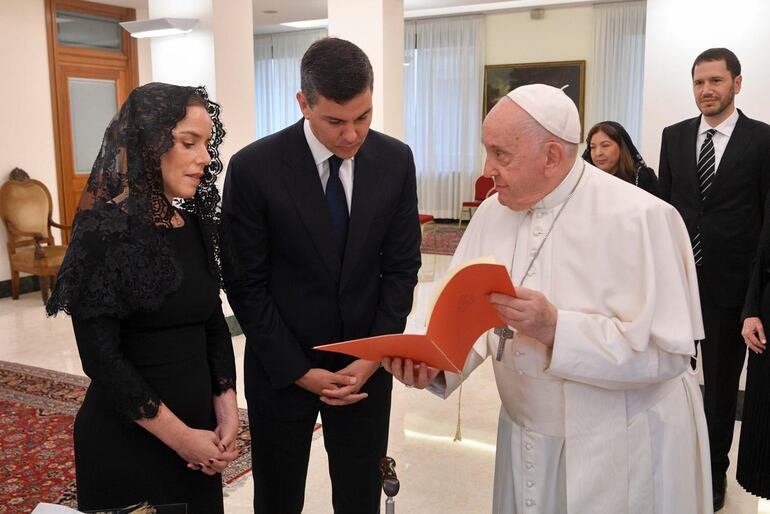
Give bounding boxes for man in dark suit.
[221,37,421,514]
[659,47,770,511]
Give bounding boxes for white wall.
[485,6,595,140]
[0,0,59,282]
[213,0,256,167]
[328,0,405,139]
[641,0,770,171]
[136,7,153,85]
[149,0,217,95]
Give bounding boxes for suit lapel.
[340,141,381,290]
[707,111,752,205]
[280,120,342,277]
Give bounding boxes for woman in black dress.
[46,83,237,513]
[583,121,659,196]
[739,193,770,499]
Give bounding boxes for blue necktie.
[326,155,349,258]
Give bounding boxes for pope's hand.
[742,316,766,354]
[382,357,439,389]
[488,288,558,347]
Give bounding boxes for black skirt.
[736,284,770,499]
[74,326,223,513]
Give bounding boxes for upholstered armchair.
[0,169,70,302]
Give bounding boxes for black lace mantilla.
[47,82,225,319]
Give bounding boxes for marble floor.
[2,254,769,513]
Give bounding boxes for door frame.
[45,0,138,237]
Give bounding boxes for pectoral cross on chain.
[494,326,514,361]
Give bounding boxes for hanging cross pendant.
[494,326,514,361]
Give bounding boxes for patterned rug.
[420,224,466,256]
[0,360,252,512]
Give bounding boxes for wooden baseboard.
[0,276,40,299]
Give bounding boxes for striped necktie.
[692,128,717,266]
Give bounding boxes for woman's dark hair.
[187,92,207,108]
[46,83,225,319]
[300,37,373,105]
[586,122,636,183]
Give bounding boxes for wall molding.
[0,276,40,299]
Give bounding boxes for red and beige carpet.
[0,360,252,513]
[420,224,465,256]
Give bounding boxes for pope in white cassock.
[384,84,713,514]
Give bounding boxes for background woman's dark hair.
[586,122,636,183]
[300,37,373,106]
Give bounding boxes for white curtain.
[590,1,646,145]
[253,29,326,139]
[404,16,485,218]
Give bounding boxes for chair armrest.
[5,220,45,241]
[33,234,45,259]
[50,220,72,232]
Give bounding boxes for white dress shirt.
[696,107,739,173]
[303,119,354,213]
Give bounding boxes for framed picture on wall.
[483,60,586,141]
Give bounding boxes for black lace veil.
[47,82,225,319]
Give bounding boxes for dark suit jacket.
[659,110,770,308]
[221,119,421,390]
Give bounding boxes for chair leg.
[11,270,19,300]
[458,207,465,227]
[39,275,50,303]
[422,222,437,281]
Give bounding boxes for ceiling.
[101,0,615,34]
[251,0,530,25]
[251,0,604,33]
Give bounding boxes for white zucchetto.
[506,84,581,144]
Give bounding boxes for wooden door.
[46,0,138,238]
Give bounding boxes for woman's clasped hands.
[177,426,239,475]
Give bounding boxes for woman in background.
[583,121,659,196]
[738,189,770,500]
[47,82,237,513]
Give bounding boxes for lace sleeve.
[205,301,236,395]
[72,316,162,420]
